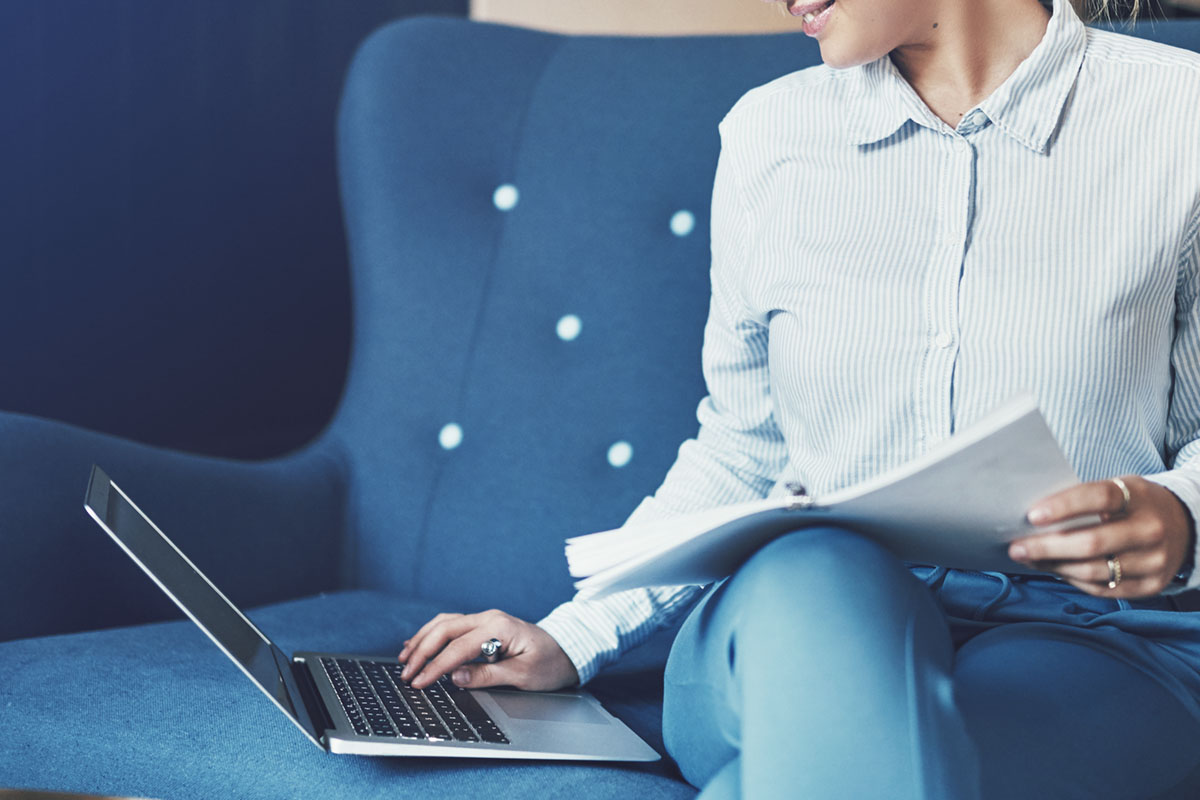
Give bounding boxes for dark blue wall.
[0,1,467,459]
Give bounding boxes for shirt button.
[933,332,953,349]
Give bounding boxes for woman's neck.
[889,0,1053,126]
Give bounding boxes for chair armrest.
[0,411,347,642]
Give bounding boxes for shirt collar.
[843,0,1087,153]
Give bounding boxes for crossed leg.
[661,527,1200,799]
[953,624,1200,799]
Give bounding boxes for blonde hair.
[1073,0,1143,23]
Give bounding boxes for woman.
[398,0,1200,795]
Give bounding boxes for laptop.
[83,465,659,761]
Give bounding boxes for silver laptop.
[83,465,659,761]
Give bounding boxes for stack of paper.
[566,395,1090,599]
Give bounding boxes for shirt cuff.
[535,495,699,685]
[536,601,621,686]
[1143,469,1200,594]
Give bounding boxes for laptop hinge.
[291,657,336,742]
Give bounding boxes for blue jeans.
[662,527,1200,799]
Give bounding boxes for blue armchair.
[3,15,1199,799]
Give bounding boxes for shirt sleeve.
[1145,212,1200,594]
[537,123,790,684]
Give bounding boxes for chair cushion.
[0,590,694,798]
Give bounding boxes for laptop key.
[342,660,477,742]
[370,722,398,737]
[395,726,423,740]
[431,681,510,744]
[447,685,497,726]
[450,727,480,742]
[477,725,510,744]
[323,659,380,737]
[412,711,452,740]
[400,699,450,737]
[419,717,452,740]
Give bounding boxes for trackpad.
[488,691,610,725]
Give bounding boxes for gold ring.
[1107,555,1123,589]
[1110,477,1131,516]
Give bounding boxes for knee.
[733,526,899,603]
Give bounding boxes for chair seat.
[0,590,694,799]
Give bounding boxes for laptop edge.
[82,465,659,762]
[84,465,328,750]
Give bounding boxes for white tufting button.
[607,441,633,468]
[670,210,696,237]
[438,422,463,450]
[556,314,582,342]
[493,184,519,211]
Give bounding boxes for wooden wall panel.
[469,0,794,35]
[471,0,1199,34]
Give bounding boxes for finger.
[412,611,521,688]
[400,611,468,665]
[1042,547,1168,584]
[1009,517,1157,563]
[405,618,475,681]
[410,628,503,690]
[449,660,526,691]
[400,615,477,681]
[399,613,460,662]
[1027,478,1132,525]
[1062,573,1165,599]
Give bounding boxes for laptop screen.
[83,466,301,729]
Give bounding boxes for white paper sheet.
[568,395,1094,599]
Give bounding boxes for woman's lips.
[788,0,833,18]
[791,0,835,36]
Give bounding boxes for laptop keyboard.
[320,657,510,744]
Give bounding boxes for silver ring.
[1107,555,1123,589]
[481,637,503,663]
[1110,477,1131,516]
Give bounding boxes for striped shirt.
[538,0,1200,686]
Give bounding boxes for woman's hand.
[397,609,579,692]
[1008,475,1194,598]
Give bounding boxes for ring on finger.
[481,637,503,663]
[1106,554,1123,589]
[1109,477,1131,517]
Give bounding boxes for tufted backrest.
[328,16,1200,622]
[330,18,819,620]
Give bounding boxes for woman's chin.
[817,40,888,70]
